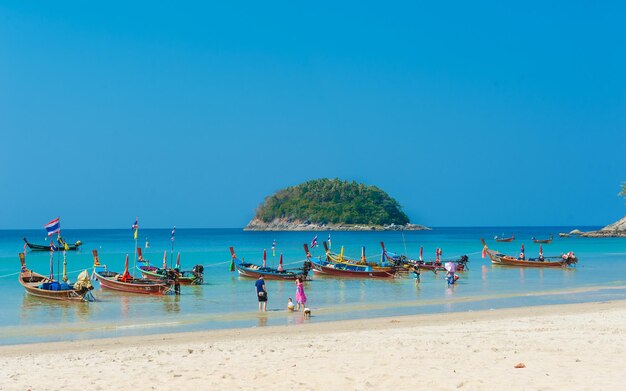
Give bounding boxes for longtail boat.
[303,243,397,278]
[532,235,554,244]
[380,242,469,272]
[229,247,311,280]
[494,235,515,242]
[480,239,577,268]
[138,250,204,285]
[18,252,94,302]
[23,237,82,251]
[92,250,171,295]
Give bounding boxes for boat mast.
[56,233,61,282]
[133,217,139,278]
[170,226,176,269]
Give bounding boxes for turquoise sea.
[1,227,625,345]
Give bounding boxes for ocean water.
[1,227,625,345]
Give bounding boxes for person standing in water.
[255,276,267,312]
[295,277,307,311]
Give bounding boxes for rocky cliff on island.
[581,215,626,237]
[244,178,429,231]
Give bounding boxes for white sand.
[1,301,625,391]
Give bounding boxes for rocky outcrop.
[580,216,626,237]
[244,217,430,231]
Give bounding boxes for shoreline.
[243,220,431,231]
[0,299,622,352]
[2,300,626,390]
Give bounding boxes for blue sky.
[1,1,624,229]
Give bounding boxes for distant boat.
[532,235,554,244]
[481,239,577,268]
[23,237,82,251]
[92,250,171,295]
[558,233,570,238]
[18,252,94,302]
[494,234,515,242]
[229,247,311,280]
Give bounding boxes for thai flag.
[132,218,138,230]
[44,218,61,236]
[311,235,318,248]
[50,242,57,252]
[171,227,176,242]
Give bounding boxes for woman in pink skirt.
[295,277,307,311]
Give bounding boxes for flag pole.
[134,227,138,278]
[56,233,61,282]
[49,244,54,280]
[62,249,68,282]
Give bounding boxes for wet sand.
[1,300,625,390]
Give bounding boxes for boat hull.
[311,260,395,278]
[93,269,170,294]
[486,251,570,267]
[137,267,199,285]
[19,270,93,302]
[25,241,81,251]
[235,265,300,280]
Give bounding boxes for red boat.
[91,250,171,295]
[481,239,577,268]
[494,235,515,242]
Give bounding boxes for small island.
[245,178,429,231]
[576,183,626,237]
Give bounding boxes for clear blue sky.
[1,1,624,229]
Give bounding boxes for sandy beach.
[1,300,625,391]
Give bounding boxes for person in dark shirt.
[255,276,267,312]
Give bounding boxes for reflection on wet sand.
[21,293,91,323]
[257,314,268,327]
[164,295,181,313]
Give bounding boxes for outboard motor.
[458,255,469,270]
[192,264,204,276]
[302,259,312,278]
[192,264,204,284]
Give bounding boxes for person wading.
[255,276,267,312]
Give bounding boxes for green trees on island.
[254,178,410,226]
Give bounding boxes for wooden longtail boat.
[23,237,82,251]
[532,235,554,244]
[229,247,311,280]
[480,239,577,268]
[494,235,515,242]
[379,242,469,272]
[18,253,94,302]
[137,250,204,285]
[91,250,171,295]
[303,243,397,278]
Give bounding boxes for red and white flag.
[311,235,318,248]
